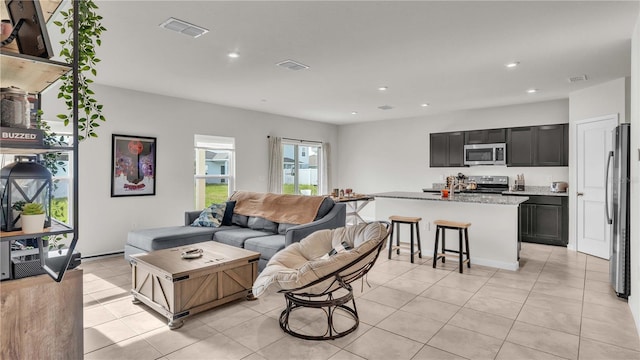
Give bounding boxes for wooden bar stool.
[432,220,471,273]
[388,216,422,263]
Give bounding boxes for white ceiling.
[93,1,639,125]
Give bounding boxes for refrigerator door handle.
[605,150,614,225]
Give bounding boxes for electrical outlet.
[132,223,137,230]
[546,175,553,182]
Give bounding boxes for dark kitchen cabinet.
[430,131,464,167]
[518,196,568,246]
[464,128,506,144]
[507,124,568,167]
[507,127,535,166]
[536,124,567,166]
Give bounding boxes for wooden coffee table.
[130,242,260,329]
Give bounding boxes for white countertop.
[501,186,569,197]
[373,191,529,205]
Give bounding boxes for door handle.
[576,192,584,196]
[605,150,613,225]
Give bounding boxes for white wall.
[629,8,640,335]
[568,78,630,251]
[569,78,630,123]
[41,84,338,257]
[337,99,570,220]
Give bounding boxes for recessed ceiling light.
[228,52,240,59]
[527,89,538,94]
[159,17,209,38]
[506,61,520,68]
[421,103,430,107]
[378,86,388,91]
[351,111,358,115]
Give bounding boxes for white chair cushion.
[252,222,387,297]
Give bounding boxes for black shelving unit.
[1,0,79,282]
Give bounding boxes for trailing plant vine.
[35,110,67,177]
[54,0,107,141]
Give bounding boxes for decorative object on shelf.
[20,202,45,234]
[111,134,156,197]
[1,156,52,232]
[54,0,107,141]
[1,86,30,129]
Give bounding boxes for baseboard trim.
[81,251,125,260]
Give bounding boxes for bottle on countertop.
[516,174,525,191]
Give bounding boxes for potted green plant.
[11,200,27,228]
[20,203,46,234]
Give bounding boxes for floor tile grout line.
[492,245,549,360]
[576,252,588,360]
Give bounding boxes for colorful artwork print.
[111,134,156,197]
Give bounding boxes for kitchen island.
[373,191,529,270]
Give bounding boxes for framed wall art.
[111,134,156,197]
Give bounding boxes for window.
[51,150,72,225]
[282,141,321,195]
[194,135,235,208]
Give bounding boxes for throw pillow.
[191,203,226,227]
[222,201,236,226]
[320,241,353,260]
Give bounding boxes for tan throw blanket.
[230,191,326,225]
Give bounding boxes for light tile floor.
[82,243,640,360]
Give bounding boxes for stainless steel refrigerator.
[607,123,630,298]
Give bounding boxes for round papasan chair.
[252,221,390,340]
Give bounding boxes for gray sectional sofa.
[125,192,346,271]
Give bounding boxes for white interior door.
[575,114,618,259]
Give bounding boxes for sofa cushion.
[232,214,249,227]
[127,225,235,252]
[191,203,226,227]
[214,228,273,248]
[278,223,297,235]
[248,216,278,233]
[314,197,334,220]
[244,235,286,261]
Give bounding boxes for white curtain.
[267,136,282,193]
[321,142,331,195]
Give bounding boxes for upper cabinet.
[464,128,506,145]
[535,124,568,166]
[430,131,464,167]
[430,123,568,168]
[506,127,534,166]
[507,124,568,167]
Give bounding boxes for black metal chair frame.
[278,222,390,341]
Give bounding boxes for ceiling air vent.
[276,59,309,71]
[160,17,209,38]
[568,74,588,83]
[378,105,394,110]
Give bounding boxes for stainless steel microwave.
[464,143,506,166]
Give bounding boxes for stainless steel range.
[462,175,509,194]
